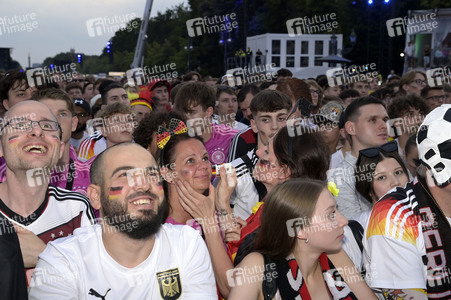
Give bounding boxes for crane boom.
[131,0,154,69]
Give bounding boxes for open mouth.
[23,145,47,153]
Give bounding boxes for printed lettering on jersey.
[157,268,182,300]
[420,207,451,293]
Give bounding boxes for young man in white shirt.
[327,96,389,219]
[29,143,217,299]
[78,83,130,162]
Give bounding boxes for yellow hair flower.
[252,202,264,215]
[328,182,339,197]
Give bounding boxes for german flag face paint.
[8,135,19,145]
[109,186,123,201]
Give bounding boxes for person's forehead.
[175,138,204,152]
[375,158,400,172]
[315,190,335,211]
[359,104,386,116]
[39,98,70,111]
[7,102,55,120]
[132,105,151,111]
[414,73,425,80]
[255,110,288,118]
[108,88,126,96]
[219,92,236,99]
[74,106,89,114]
[428,89,445,95]
[105,145,156,170]
[243,93,254,101]
[187,103,203,110]
[9,79,28,92]
[106,113,130,120]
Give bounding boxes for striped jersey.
[226,127,257,163]
[77,132,107,162]
[0,185,96,285]
[363,180,451,299]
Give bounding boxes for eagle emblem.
[157,268,182,300]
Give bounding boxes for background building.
[243,33,344,79]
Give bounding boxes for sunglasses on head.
[357,141,398,165]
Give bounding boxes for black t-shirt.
[0,214,27,300]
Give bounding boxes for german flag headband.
[156,118,187,150]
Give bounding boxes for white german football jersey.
[29,223,217,300]
[0,185,96,285]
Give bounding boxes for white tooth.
[133,199,150,205]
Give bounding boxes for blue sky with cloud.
[0,0,187,68]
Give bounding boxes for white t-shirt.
[70,131,89,154]
[329,149,344,170]
[29,224,217,300]
[341,210,371,272]
[0,185,96,285]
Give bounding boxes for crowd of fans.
[0,65,450,299]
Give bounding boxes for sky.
[0,0,188,68]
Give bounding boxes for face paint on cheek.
[49,134,60,143]
[8,135,19,145]
[109,186,123,200]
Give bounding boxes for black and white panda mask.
[417,104,451,187]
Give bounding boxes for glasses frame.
[74,112,90,118]
[0,119,62,134]
[412,79,427,86]
[426,95,446,102]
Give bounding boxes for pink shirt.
[49,146,91,196]
[205,124,238,165]
[165,216,203,236]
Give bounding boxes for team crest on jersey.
[157,268,182,300]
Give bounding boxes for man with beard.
[70,98,92,153]
[29,143,217,299]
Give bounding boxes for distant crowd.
[0,66,449,299]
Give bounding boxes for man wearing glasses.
[0,100,95,286]
[70,98,92,153]
[421,85,446,111]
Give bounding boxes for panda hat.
[417,104,451,187]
